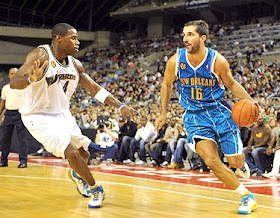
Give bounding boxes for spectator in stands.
[117,116,138,162]
[123,116,157,165]
[261,113,280,178]
[268,117,277,129]
[89,121,118,165]
[167,138,187,169]
[160,123,187,167]
[240,127,251,147]
[0,68,29,168]
[243,114,272,176]
[145,123,168,166]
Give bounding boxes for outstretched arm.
[10,48,48,89]
[155,53,177,131]
[74,59,139,120]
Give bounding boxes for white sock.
[90,182,100,189]
[235,183,250,196]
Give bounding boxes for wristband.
[251,146,254,149]
[27,76,32,84]
[94,88,111,103]
[118,103,126,111]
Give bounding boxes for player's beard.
[187,39,200,54]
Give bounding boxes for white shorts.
[22,110,91,158]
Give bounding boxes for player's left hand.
[30,59,48,83]
[155,113,168,133]
[120,105,139,122]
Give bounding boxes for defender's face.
[62,29,80,55]
[182,25,201,54]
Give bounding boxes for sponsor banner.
[185,0,209,10]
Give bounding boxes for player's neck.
[51,45,68,63]
[188,47,207,65]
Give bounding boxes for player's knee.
[203,157,222,170]
[227,155,244,168]
[78,147,90,161]
[65,147,80,161]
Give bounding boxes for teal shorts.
[183,100,243,156]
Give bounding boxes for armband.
[94,88,111,103]
[118,103,126,111]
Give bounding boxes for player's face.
[182,25,202,54]
[62,29,80,55]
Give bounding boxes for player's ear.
[56,35,63,43]
[200,35,206,43]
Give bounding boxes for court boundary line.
[0,174,279,212]
[7,160,280,199]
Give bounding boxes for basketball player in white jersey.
[10,23,138,209]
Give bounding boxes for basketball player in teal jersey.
[155,20,259,214]
[10,23,138,209]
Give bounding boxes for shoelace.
[241,196,249,206]
[78,178,89,191]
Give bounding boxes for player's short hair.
[51,23,75,40]
[184,20,209,38]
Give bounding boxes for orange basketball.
[231,99,260,127]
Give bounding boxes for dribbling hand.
[253,100,261,119]
[29,59,49,83]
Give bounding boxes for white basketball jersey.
[20,44,79,115]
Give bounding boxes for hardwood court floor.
[0,155,280,218]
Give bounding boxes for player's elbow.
[10,80,24,90]
[224,80,235,91]
[9,81,17,89]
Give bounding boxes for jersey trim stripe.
[48,45,70,68]
[185,48,209,70]
[36,46,49,82]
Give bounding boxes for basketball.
[231,99,260,127]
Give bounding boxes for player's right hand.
[29,59,48,83]
[155,114,168,133]
[120,105,139,122]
